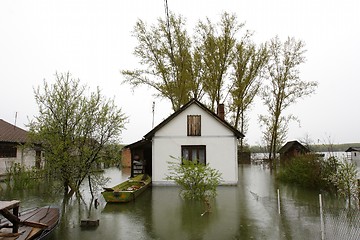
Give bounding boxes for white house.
[345,147,360,178]
[0,119,42,176]
[125,99,244,185]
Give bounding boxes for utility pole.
[152,101,155,129]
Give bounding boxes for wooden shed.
[278,140,310,162]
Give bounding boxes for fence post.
[319,194,325,240]
[358,179,360,208]
[277,189,281,215]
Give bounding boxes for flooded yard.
[1,164,359,239]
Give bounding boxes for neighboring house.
[278,140,310,162]
[345,147,360,163]
[124,98,244,185]
[0,119,42,175]
[345,147,360,178]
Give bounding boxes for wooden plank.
[15,228,32,240]
[0,222,10,229]
[0,209,20,223]
[0,232,22,237]
[0,201,20,211]
[25,227,43,240]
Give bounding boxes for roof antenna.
[14,112,18,129]
[152,101,155,128]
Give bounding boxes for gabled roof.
[345,147,360,152]
[278,140,310,154]
[0,119,28,143]
[144,98,244,140]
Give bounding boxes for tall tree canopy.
[122,13,201,111]
[195,12,243,111]
[123,11,315,155]
[122,12,247,113]
[260,36,318,162]
[229,38,268,151]
[28,72,127,194]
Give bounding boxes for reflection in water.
[1,165,357,239]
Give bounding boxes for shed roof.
[345,147,360,152]
[278,140,310,154]
[0,119,28,143]
[143,98,244,140]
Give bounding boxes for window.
[0,144,17,158]
[187,115,201,136]
[181,145,206,164]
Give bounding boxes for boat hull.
[0,206,60,240]
[101,174,151,203]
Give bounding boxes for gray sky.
[1,0,359,146]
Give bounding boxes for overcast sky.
[1,0,359,146]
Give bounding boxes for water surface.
[1,164,358,239]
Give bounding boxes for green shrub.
[166,158,222,201]
[6,163,44,189]
[277,154,358,199]
[326,160,358,207]
[277,155,323,189]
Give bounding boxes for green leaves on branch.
[28,72,127,194]
[123,12,318,158]
[166,158,222,201]
[260,36,318,161]
[278,155,358,207]
[326,160,358,207]
[122,12,251,114]
[122,14,199,111]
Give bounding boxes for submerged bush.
[166,158,222,201]
[327,160,358,207]
[277,155,358,203]
[6,163,44,190]
[277,155,322,188]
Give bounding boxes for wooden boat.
[0,200,60,240]
[101,174,151,203]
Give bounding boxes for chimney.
[217,104,224,120]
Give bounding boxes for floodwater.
[1,164,359,239]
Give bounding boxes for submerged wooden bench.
[0,200,21,233]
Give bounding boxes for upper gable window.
[187,115,201,136]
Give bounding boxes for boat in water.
[0,200,60,240]
[101,174,151,203]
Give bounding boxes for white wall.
[151,104,238,185]
[350,152,360,179]
[0,147,37,175]
[351,151,360,162]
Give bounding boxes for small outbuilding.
[345,147,360,162]
[345,147,360,177]
[278,140,310,162]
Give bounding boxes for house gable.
[153,103,235,139]
[144,98,243,140]
[145,99,243,185]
